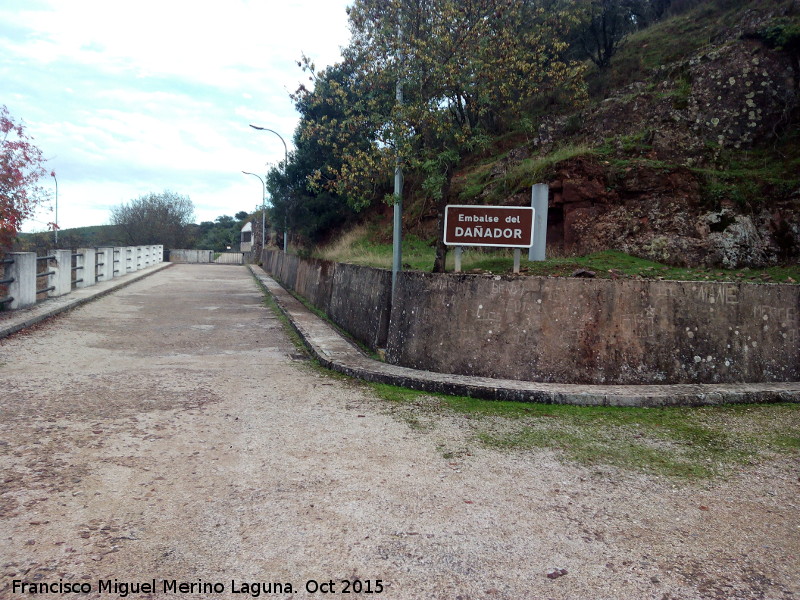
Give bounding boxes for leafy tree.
[265,61,365,247]
[194,214,245,252]
[110,191,195,248]
[1,105,52,249]
[646,0,673,22]
[302,0,586,270]
[214,215,235,227]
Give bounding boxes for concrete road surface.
[1,264,797,599]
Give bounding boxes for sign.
[444,205,534,248]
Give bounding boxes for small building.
[240,222,253,252]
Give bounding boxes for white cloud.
[2,0,352,232]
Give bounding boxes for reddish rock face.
[563,206,600,248]
[541,156,798,268]
[561,179,607,204]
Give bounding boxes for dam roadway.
[1,264,797,599]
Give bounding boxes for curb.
[0,263,173,340]
[250,265,800,407]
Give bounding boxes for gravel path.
[1,264,797,600]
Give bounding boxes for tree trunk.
[432,164,455,273]
[433,199,448,272]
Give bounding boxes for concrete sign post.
[529,183,549,261]
[454,246,463,272]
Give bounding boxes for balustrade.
[0,245,164,310]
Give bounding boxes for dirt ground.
[1,264,797,600]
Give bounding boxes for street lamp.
[242,171,266,255]
[52,171,58,245]
[249,124,289,252]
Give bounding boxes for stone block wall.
[169,249,214,263]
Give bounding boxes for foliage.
[0,105,52,249]
[294,56,395,213]
[109,191,195,248]
[565,0,697,75]
[262,61,365,247]
[298,0,587,271]
[580,0,742,98]
[15,212,254,253]
[271,0,797,267]
[192,214,250,252]
[14,224,124,253]
[760,17,800,53]
[572,0,645,69]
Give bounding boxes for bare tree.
[577,0,643,69]
[110,191,195,248]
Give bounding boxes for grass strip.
[370,382,800,479]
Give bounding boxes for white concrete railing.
[0,245,164,310]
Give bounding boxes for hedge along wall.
[261,250,799,385]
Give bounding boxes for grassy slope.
[315,224,800,282]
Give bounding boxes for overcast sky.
[1,0,352,232]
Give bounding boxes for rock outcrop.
[518,4,800,267]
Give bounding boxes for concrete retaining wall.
[169,249,214,263]
[263,251,391,350]
[328,263,392,350]
[261,250,799,385]
[387,272,799,385]
[294,257,336,314]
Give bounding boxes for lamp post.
[242,171,266,255]
[392,20,404,300]
[249,124,289,252]
[52,172,58,245]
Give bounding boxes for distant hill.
[14,217,253,254]
[15,225,126,253]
